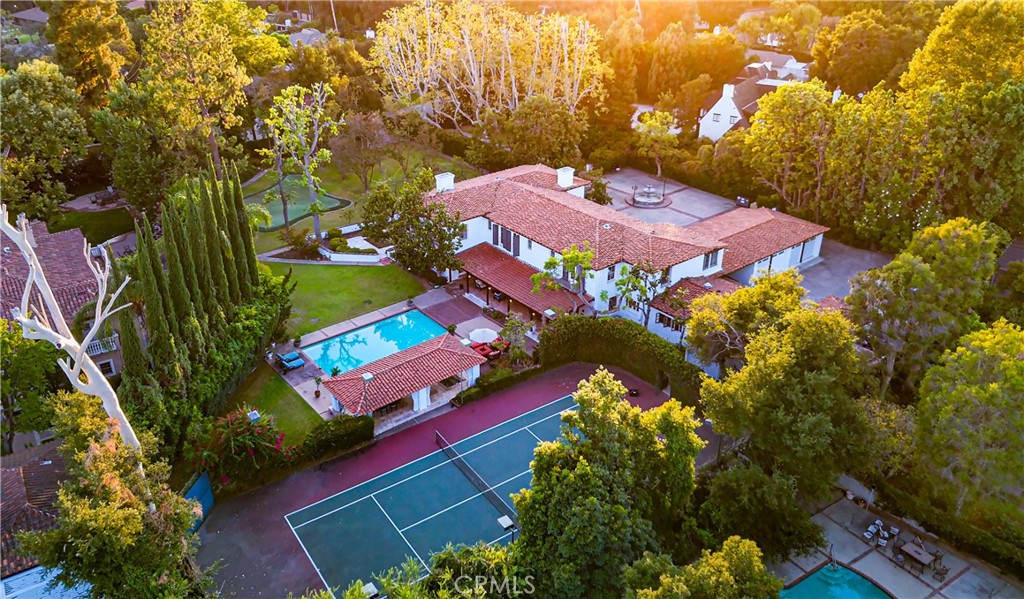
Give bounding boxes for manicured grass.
[225,362,322,444]
[265,262,427,335]
[48,208,135,244]
[248,144,481,254]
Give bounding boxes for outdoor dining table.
[901,543,934,566]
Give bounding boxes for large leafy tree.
[371,0,608,131]
[0,321,59,455]
[700,308,869,500]
[532,242,597,314]
[200,0,288,77]
[262,83,341,242]
[19,391,210,597]
[141,0,251,178]
[329,112,389,192]
[900,0,1024,91]
[849,218,1005,400]
[650,27,746,94]
[514,369,704,598]
[700,463,825,562]
[685,270,805,371]
[41,0,137,109]
[635,110,678,178]
[916,319,1024,515]
[469,95,585,170]
[616,260,668,327]
[623,536,783,599]
[600,11,644,129]
[0,60,90,219]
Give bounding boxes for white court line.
[285,394,575,520]
[399,469,532,532]
[524,427,543,443]
[286,514,336,599]
[372,495,430,573]
[292,405,572,529]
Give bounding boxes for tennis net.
[435,430,518,527]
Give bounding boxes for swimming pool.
[782,564,892,599]
[303,310,447,375]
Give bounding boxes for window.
[799,239,809,263]
[607,267,615,281]
[527,239,532,250]
[702,251,719,270]
[98,360,116,377]
[487,220,492,230]
[661,267,671,283]
[656,313,673,327]
[608,296,618,310]
[712,113,721,122]
[550,249,556,258]
[729,115,738,125]
[460,226,468,240]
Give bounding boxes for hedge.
[874,478,1024,578]
[329,237,378,255]
[536,315,703,407]
[452,365,550,406]
[299,414,376,462]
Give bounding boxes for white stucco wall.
[730,233,824,286]
[699,93,743,141]
[412,386,431,411]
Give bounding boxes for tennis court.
[285,394,576,592]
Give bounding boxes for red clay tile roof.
[687,208,829,274]
[817,295,850,316]
[428,165,722,270]
[1,221,99,322]
[652,276,744,320]
[323,334,487,415]
[1,444,66,578]
[457,243,580,315]
[504,167,590,191]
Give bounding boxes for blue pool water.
[303,310,447,374]
[782,565,892,599]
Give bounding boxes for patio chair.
[894,554,906,568]
[932,565,950,582]
[932,550,944,567]
[874,519,884,529]
[877,537,888,549]
[280,357,305,372]
[889,526,900,537]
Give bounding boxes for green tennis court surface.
[244,174,352,230]
[285,395,576,592]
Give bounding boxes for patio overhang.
[456,244,579,316]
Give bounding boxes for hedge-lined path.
[196,362,721,597]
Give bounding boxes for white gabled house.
[426,165,827,354]
[698,57,809,142]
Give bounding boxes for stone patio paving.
[772,498,1024,598]
[603,167,736,228]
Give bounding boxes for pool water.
[782,565,892,599]
[303,310,447,375]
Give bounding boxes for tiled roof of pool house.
[322,334,486,415]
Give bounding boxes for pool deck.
[771,497,1024,599]
[275,288,484,418]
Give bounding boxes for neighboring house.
[0,444,90,597]
[994,237,1024,284]
[427,165,828,349]
[0,221,122,378]
[698,57,809,142]
[288,28,326,48]
[323,334,485,418]
[7,6,48,27]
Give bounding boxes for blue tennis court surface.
[285,395,577,592]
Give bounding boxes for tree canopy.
[1,321,59,455]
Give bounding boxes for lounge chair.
[877,537,888,549]
[280,357,305,372]
[277,351,301,364]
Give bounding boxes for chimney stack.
[722,83,735,99]
[435,172,455,193]
[556,166,575,188]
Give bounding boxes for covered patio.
[453,244,580,329]
[321,334,487,434]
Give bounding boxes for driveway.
[800,239,891,301]
[604,168,735,228]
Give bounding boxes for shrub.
[189,406,299,490]
[326,229,345,241]
[536,315,702,407]
[452,365,548,406]
[874,478,1024,578]
[279,227,321,259]
[328,237,378,255]
[438,128,469,157]
[299,414,375,462]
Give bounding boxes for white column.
[412,387,431,411]
[464,364,481,387]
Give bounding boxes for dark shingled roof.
[1,444,67,578]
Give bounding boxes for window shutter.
[513,234,520,256]
[492,224,499,245]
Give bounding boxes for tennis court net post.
[434,430,519,529]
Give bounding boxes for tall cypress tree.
[199,180,232,316]
[188,198,224,330]
[140,215,180,340]
[208,172,241,304]
[232,164,260,290]
[117,308,147,380]
[169,200,205,319]
[135,221,182,385]
[161,205,194,325]
[219,169,251,301]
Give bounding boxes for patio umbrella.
[468,328,499,343]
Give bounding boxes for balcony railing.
[85,333,119,356]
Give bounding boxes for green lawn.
[225,362,322,444]
[48,208,135,244]
[249,144,481,254]
[266,262,427,335]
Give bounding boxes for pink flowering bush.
[188,406,299,489]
